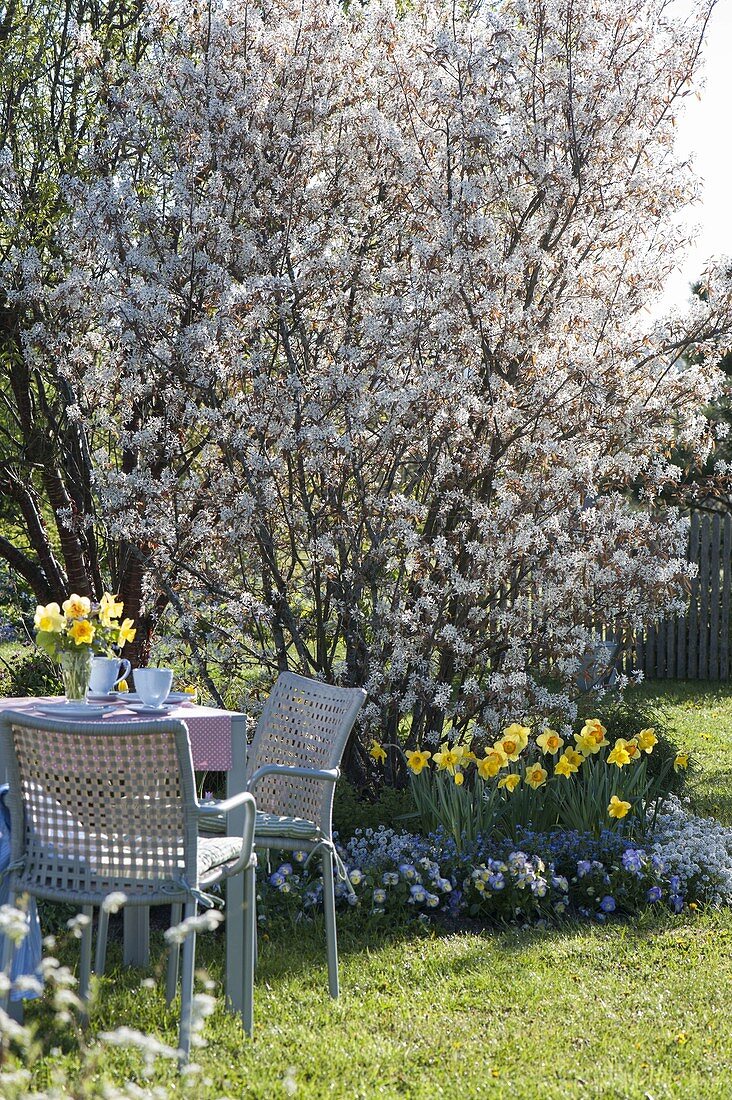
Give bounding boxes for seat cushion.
[198,836,244,876]
[254,812,320,841]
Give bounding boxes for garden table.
[0,695,248,1014]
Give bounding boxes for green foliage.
[0,560,32,633]
[408,765,509,847]
[332,780,416,839]
[0,646,59,697]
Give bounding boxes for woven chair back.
[247,673,366,829]
[0,713,198,905]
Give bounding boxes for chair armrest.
[245,764,340,794]
[197,790,257,818]
[198,791,257,876]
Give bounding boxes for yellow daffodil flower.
[406,749,432,775]
[433,744,462,774]
[183,684,197,695]
[608,795,631,819]
[117,679,129,693]
[502,723,530,751]
[607,739,632,768]
[477,750,505,779]
[565,747,584,768]
[63,594,91,620]
[575,730,601,755]
[498,773,520,792]
[99,591,125,627]
[536,729,564,755]
[34,602,65,633]
[576,719,609,752]
[525,763,548,790]
[674,752,689,772]
[117,618,136,646]
[637,728,657,754]
[555,753,578,778]
[495,727,529,762]
[69,619,95,646]
[369,740,387,764]
[454,771,464,786]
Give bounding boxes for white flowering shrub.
[11,0,732,766]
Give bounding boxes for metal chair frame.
[244,672,366,997]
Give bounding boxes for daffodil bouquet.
[34,593,136,658]
[34,593,137,701]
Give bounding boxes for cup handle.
[115,659,132,687]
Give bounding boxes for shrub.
[333,780,417,839]
[0,648,59,698]
[576,692,686,795]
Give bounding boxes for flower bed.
[258,795,732,929]
[368,716,686,849]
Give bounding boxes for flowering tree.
[22,0,732,774]
[0,0,160,664]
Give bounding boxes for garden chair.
[245,672,367,998]
[0,711,257,1064]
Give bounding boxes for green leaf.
[35,631,60,658]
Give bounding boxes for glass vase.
[59,648,93,702]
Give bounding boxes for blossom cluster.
[652,797,732,905]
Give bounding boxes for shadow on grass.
[37,892,717,997]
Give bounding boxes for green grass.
[15,680,732,1098]
[628,679,732,823]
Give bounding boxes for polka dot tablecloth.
[0,697,242,771]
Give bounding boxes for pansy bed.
[259,798,732,928]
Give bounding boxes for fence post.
[710,514,721,680]
[687,513,701,679]
[722,515,732,681]
[698,514,712,680]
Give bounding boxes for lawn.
[14,680,732,1098]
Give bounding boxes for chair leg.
[321,850,339,999]
[166,903,183,1006]
[78,905,94,1004]
[177,901,197,1066]
[242,864,256,1037]
[95,907,109,977]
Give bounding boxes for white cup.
[133,667,173,708]
[88,656,132,695]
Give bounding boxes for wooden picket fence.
[622,512,732,681]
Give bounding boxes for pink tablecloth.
[0,696,242,771]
